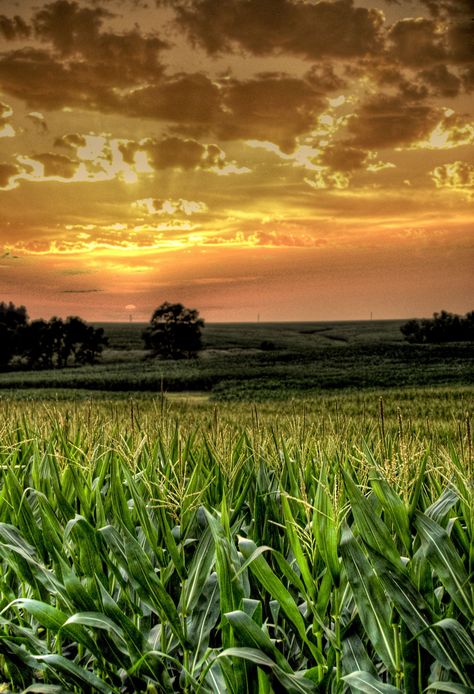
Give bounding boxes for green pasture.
[0,391,473,692]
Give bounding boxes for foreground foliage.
[0,393,472,692]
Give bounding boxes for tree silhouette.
[15,314,108,369]
[401,310,474,343]
[143,302,204,358]
[0,301,28,369]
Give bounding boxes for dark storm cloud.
[0,15,30,40]
[170,0,384,59]
[0,1,167,111]
[420,64,462,97]
[121,73,224,125]
[346,94,438,149]
[320,144,369,172]
[0,48,120,110]
[387,18,446,67]
[0,163,20,189]
[120,135,228,171]
[34,152,79,178]
[61,289,103,293]
[214,75,326,151]
[118,72,327,150]
[33,0,167,80]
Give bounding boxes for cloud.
[420,64,461,97]
[27,111,48,133]
[0,14,30,40]
[417,0,473,20]
[0,101,15,138]
[414,111,474,150]
[320,144,369,172]
[33,152,79,178]
[0,1,167,111]
[121,73,223,126]
[120,72,327,150]
[121,135,249,174]
[0,163,21,189]
[346,94,439,149]
[33,0,167,82]
[214,75,326,152]
[431,161,474,189]
[387,18,446,67]
[135,198,208,215]
[172,0,384,60]
[61,288,103,293]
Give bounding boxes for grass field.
[0,391,473,692]
[0,320,472,399]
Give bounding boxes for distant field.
[0,320,472,398]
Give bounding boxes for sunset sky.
[0,0,472,322]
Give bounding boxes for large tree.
[143,302,204,358]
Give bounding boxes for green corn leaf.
[414,512,473,619]
[342,634,377,681]
[181,524,215,613]
[313,469,340,585]
[371,553,468,680]
[430,618,474,666]
[342,671,402,693]
[369,473,411,556]
[7,598,102,659]
[342,469,402,570]
[23,686,68,693]
[225,609,293,673]
[188,572,220,661]
[122,529,187,647]
[156,503,188,580]
[217,647,318,693]
[425,487,459,523]
[64,514,104,579]
[340,524,396,673]
[281,494,316,600]
[63,611,127,641]
[7,598,67,630]
[96,580,146,659]
[238,536,324,666]
[204,509,244,634]
[425,683,474,693]
[34,653,117,694]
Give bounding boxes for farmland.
[0,387,473,692]
[0,320,472,399]
[0,321,473,692]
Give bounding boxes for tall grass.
[0,391,472,692]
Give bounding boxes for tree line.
[0,301,107,370]
[400,310,474,343]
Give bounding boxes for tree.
[143,302,204,358]
[0,301,28,369]
[400,310,474,343]
[20,316,108,369]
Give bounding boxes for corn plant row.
[0,399,472,693]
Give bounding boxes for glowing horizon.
[0,0,472,323]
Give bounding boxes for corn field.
[0,393,473,693]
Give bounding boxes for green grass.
[0,391,473,692]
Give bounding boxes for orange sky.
[0,0,473,322]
